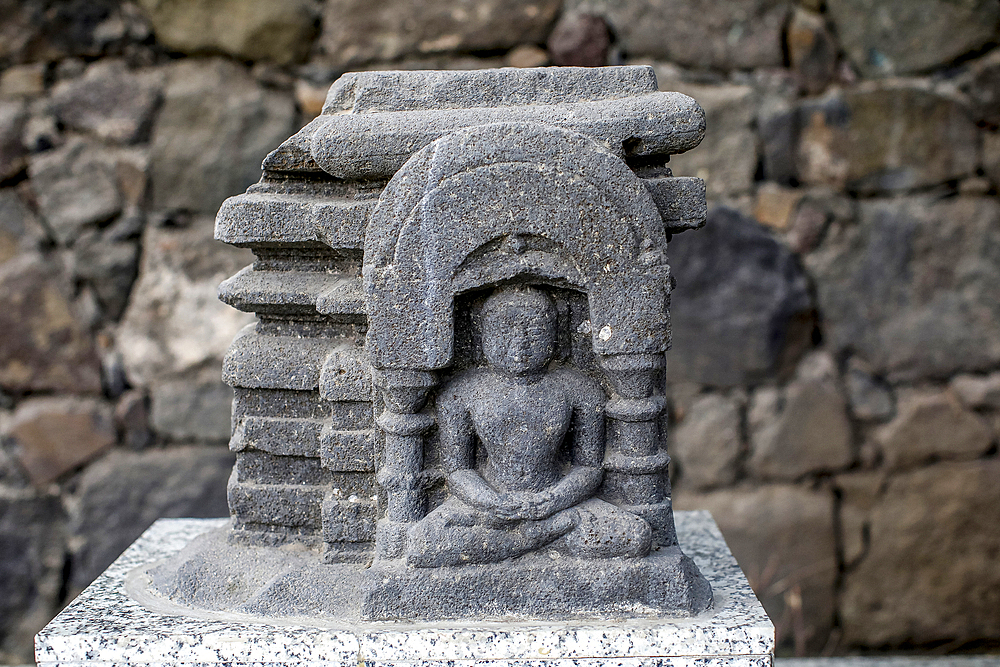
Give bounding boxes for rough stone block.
[0,188,45,264]
[748,352,853,480]
[150,380,234,442]
[668,207,812,387]
[28,138,122,244]
[222,325,334,391]
[950,372,1000,410]
[319,347,372,402]
[827,0,1000,77]
[875,389,992,470]
[320,427,375,472]
[795,85,979,193]
[670,392,743,490]
[0,490,65,666]
[318,0,561,67]
[149,59,296,214]
[643,176,707,234]
[0,253,101,394]
[228,479,325,530]
[565,0,788,70]
[0,101,28,181]
[322,495,376,543]
[215,192,375,248]
[840,460,1000,646]
[235,451,331,486]
[49,59,162,144]
[118,220,254,386]
[6,396,115,486]
[138,0,318,65]
[230,416,323,457]
[231,388,331,422]
[807,196,1000,381]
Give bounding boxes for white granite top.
[36,511,773,666]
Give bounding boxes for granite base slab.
[35,511,774,667]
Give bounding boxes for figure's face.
[482,308,556,377]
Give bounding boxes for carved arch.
[363,122,671,371]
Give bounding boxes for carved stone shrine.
[156,66,713,621]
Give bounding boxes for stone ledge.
[36,511,773,666]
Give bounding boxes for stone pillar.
[599,353,676,545]
[372,368,436,560]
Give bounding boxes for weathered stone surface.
[0,188,45,263]
[950,372,1000,410]
[668,207,813,387]
[665,83,756,197]
[118,219,254,386]
[787,7,836,95]
[6,397,115,486]
[50,60,162,144]
[114,390,152,450]
[796,85,979,193]
[0,101,28,180]
[985,131,1000,191]
[0,62,46,97]
[748,352,853,480]
[834,470,885,567]
[70,230,141,321]
[68,446,233,591]
[753,182,801,231]
[0,253,101,393]
[674,484,836,652]
[150,380,234,442]
[844,356,894,422]
[27,138,123,244]
[505,44,549,69]
[827,0,1000,76]
[670,392,743,490]
[0,0,128,65]
[319,0,561,66]
[961,50,1000,129]
[875,389,992,470]
[547,12,610,67]
[0,490,65,665]
[138,0,318,64]
[570,0,787,70]
[840,460,1000,646]
[148,59,296,214]
[807,196,1000,381]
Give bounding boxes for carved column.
[371,368,436,560]
[599,353,677,546]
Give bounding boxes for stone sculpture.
[150,65,715,622]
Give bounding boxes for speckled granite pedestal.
[35,511,773,667]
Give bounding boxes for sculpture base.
[362,546,712,620]
[35,512,774,667]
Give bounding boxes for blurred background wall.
[0,0,998,663]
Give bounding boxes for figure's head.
[480,286,558,377]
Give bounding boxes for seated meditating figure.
[406,286,652,567]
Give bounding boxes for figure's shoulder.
[549,366,607,408]
[438,367,488,403]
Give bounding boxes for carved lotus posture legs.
[406,497,651,567]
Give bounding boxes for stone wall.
[0,0,997,663]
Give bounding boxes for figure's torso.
[466,370,572,492]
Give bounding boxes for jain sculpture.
[147,65,714,622]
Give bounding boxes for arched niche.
[363,122,672,372]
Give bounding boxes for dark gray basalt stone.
[151,66,715,622]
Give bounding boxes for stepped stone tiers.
[211,65,713,620]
